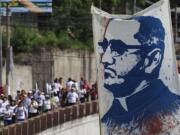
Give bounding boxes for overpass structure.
[0,101,99,135]
[38,114,99,135]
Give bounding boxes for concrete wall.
[53,50,97,84]
[2,64,32,95]
[1,50,97,95]
[38,114,100,135]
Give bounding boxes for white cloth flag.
[91,0,180,135]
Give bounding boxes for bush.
[10,26,93,53]
[11,26,40,53]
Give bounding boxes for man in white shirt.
[43,95,51,112]
[66,78,74,91]
[67,87,78,106]
[53,78,61,94]
[78,88,86,103]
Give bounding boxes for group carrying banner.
[92,0,180,134]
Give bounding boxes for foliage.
[11,0,156,53]
[11,26,39,53]
[50,0,93,42]
[11,25,93,53]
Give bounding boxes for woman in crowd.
[9,100,17,124]
[15,101,28,123]
[28,98,39,118]
[3,105,13,126]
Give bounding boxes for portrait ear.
[144,49,162,74]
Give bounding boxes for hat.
[28,90,32,93]
[71,87,76,90]
[45,95,50,98]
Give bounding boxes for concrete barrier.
[38,114,99,135]
[0,101,99,135]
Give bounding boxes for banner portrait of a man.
[92,0,180,134]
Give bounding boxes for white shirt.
[53,82,61,93]
[0,99,3,104]
[37,94,45,107]
[43,99,51,110]
[78,89,86,98]
[66,81,74,90]
[22,97,31,110]
[74,82,79,91]
[54,96,59,107]
[2,100,9,109]
[67,92,78,103]
[0,107,5,117]
[29,101,38,113]
[3,108,13,120]
[15,106,27,120]
[9,105,17,116]
[46,83,52,94]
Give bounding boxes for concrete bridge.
[0,101,100,135]
[38,114,99,135]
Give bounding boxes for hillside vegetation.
[8,0,167,53]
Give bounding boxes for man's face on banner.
[101,40,141,84]
[99,38,143,97]
[98,17,165,97]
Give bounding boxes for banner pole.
[5,3,11,96]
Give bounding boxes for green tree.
[13,0,175,53]
[11,26,40,53]
[48,0,93,47]
[90,0,145,14]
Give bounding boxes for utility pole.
[0,4,3,86]
[6,3,11,96]
[175,0,178,44]
[99,0,102,9]
[133,0,137,14]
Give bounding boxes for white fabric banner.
[91,0,180,134]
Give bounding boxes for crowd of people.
[0,77,98,127]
